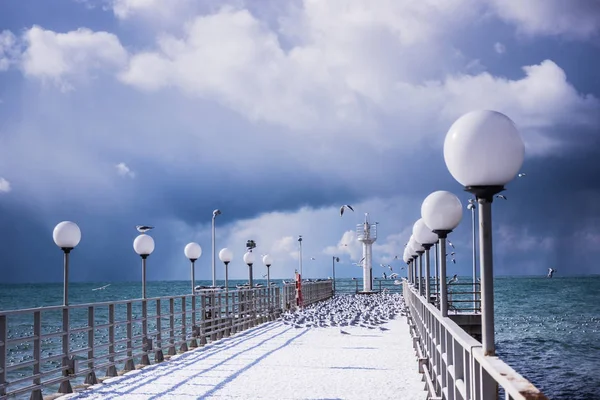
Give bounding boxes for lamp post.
[410,238,425,296]
[262,254,273,287]
[421,190,463,317]
[211,209,221,288]
[331,256,339,293]
[444,110,524,356]
[468,199,478,312]
[219,248,233,292]
[243,251,255,288]
[414,218,438,304]
[184,242,202,294]
[134,234,155,299]
[133,233,155,366]
[297,235,303,277]
[53,221,82,307]
[53,221,81,394]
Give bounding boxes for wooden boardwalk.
[62,318,426,400]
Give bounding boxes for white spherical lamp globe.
[412,241,425,253]
[403,254,409,264]
[413,218,438,246]
[262,254,273,266]
[219,248,233,263]
[184,242,202,260]
[243,251,255,265]
[444,110,525,187]
[134,234,155,256]
[53,221,81,249]
[421,191,463,232]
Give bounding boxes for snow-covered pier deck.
[63,301,425,400]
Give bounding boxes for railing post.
[168,298,176,356]
[155,299,164,362]
[200,294,207,345]
[30,311,42,400]
[85,306,98,384]
[141,299,151,365]
[124,302,135,371]
[58,307,73,393]
[190,295,198,348]
[0,315,5,398]
[210,293,217,341]
[180,296,188,352]
[106,304,117,376]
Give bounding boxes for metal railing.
[0,287,284,400]
[428,282,481,313]
[282,280,334,311]
[0,280,334,400]
[351,279,403,294]
[403,280,547,400]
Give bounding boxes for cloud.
[489,0,600,40]
[115,162,136,178]
[0,30,18,71]
[21,26,128,89]
[0,177,11,193]
[494,42,506,54]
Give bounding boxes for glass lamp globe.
[444,110,525,187]
[403,254,409,264]
[421,191,463,232]
[413,218,438,245]
[243,251,255,265]
[219,248,233,263]
[53,221,81,249]
[184,242,202,260]
[262,254,273,266]
[134,234,155,256]
[412,241,425,253]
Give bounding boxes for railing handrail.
[403,280,547,400]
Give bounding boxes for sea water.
[1,276,599,399]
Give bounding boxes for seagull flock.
[280,292,406,331]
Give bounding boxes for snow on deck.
[64,317,426,399]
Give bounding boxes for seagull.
[92,284,111,291]
[136,225,154,233]
[518,173,526,177]
[496,194,507,200]
[448,240,455,249]
[311,257,316,260]
[262,274,268,278]
[340,329,350,335]
[547,268,556,278]
[448,274,458,284]
[340,204,354,216]
[451,259,456,264]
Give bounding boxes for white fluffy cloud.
[494,42,506,54]
[115,4,599,156]
[0,177,11,193]
[489,0,600,39]
[115,162,135,178]
[21,26,127,89]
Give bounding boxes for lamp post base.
[464,185,504,201]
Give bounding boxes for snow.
[64,297,426,400]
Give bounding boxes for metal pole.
[434,242,439,303]
[63,249,71,306]
[471,203,478,312]
[478,199,495,356]
[439,237,448,317]
[267,265,271,288]
[418,254,424,296]
[248,263,254,288]
[190,260,196,294]
[224,262,229,292]
[299,240,303,277]
[212,217,216,288]
[142,256,147,299]
[425,246,431,303]
[332,257,337,294]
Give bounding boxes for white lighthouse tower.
[357,213,377,293]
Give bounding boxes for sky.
[1,0,600,283]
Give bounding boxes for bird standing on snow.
[136,225,154,233]
[340,204,354,216]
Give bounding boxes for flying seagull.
[496,194,507,200]
[448,274,458,284]
[547,268,556,278]
[92,284,111,291]
[518,173,526,177]
[340,204,354,216]
[136,225,154,233]
[448,240,455,249]
[311,257,316,260]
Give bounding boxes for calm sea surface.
[1,276,598,399]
